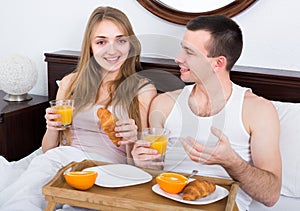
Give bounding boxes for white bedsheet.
[0,146,100,211]
[0,147,43,192]
[250,196,300,211]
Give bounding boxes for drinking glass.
[49,99,74,128]
[141,127,170,170]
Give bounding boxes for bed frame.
[45,50,300,103]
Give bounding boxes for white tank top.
[164,83,252,210]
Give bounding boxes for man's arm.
[131,90,180,168]
[149,90,181,127]
[226,94,281,206]
[137,81,157,128]
[180,93,281,206]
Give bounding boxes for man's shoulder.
[244,91,278,117]
[242,91,279,135]
[244,91,274,107]
[149,89,184,126]
[150,89,184,114]
[153,89,183,103]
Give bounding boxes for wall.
[0,0,299,96]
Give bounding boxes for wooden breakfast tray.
[43,160,239,211]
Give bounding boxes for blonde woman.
[0,7,156,210]
[42,6,156,162]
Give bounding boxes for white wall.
[0,0,299,96]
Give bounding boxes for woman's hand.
[131,140,162,169]
[114,119,138,145]
[44,107,66,130]
[42,107,65,152]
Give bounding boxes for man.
[132,15,281,210]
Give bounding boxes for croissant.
[182,179,216,201]
[97,108,121,147]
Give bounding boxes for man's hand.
[179,126,238,167]
[131,140,162,169]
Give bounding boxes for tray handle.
[225,182,239,211]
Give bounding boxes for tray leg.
[225,183,239,211]
[44,202,56,211]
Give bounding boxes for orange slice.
[156,173,188,194]
[65,171,98,190]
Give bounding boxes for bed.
[45,50,300,210]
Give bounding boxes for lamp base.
[3,93,32,102]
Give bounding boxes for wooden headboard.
[45,50,300,103]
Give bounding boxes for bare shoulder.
[243,91,279,131]
[59,73,77,88]
[149,89,183,127]
[56,73,77,99]
[137,79,157,106]
[244,91,277,113]
[151,89,182,113]
[137,78,157,94]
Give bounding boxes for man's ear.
[217,56,227,68]
[213,56,227,72]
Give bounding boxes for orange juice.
[50,99,74,128]
[144,135,168,155]
[53,105,73,126]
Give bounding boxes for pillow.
[272,101,300,197]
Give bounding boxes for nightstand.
[0,90,49,161]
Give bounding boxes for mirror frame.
[137,0,257,25]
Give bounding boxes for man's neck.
[189,79,232,117]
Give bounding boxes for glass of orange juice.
[141,127,170,169]
[49,99,74,128]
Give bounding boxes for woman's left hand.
[114,119,138,145]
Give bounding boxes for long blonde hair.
[64,7,143,130]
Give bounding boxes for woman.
[0,6,156,210]
[42,6,156,163]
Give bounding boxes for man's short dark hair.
[187,15,243,71]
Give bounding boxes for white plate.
[83,164,152,188]
[152,183,229,205]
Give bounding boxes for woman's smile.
[104,56,121,63]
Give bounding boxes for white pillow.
[272,101,300,197]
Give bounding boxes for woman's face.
[91,20,130,72]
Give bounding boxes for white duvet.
[0,147,43,192]
[0,146,105,211]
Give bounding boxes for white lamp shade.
[0,55,37,95]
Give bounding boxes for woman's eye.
[118,39,127,44]
[97,40,105,45]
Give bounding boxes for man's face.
[175,29,215,84]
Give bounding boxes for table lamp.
[0,54,37,101]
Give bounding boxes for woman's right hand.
[44,107,66,130]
